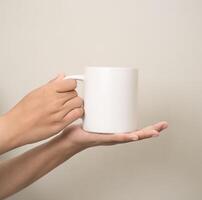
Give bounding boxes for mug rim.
[86,66,138,70]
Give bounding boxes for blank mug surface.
[83,66,138,134]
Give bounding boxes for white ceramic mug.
[65,66,138,134]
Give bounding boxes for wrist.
[0,113,20,153]
[54,134,86,158]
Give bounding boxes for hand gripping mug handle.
[64,74,85,81]
[64,74,85,121]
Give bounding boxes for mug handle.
[64,74,85,81]
[64,74,85,121]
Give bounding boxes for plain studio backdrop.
[0,0,202,199]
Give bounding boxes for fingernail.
[162,123,168,129]
[131,135,139,141]
[151,130,160,137]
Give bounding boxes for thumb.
[48,73,65,83]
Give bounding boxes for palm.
[62,121,168,148]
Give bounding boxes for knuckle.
[51,113,63,122]
[73,107,84,117]
[111,135,120,143]
[73,90,78,96]
[111,134,130,143]
[122,135,130,142]
[49,81,58,90]
[38,86,49,97]
[48,81,55,88]
[68,79,77,89]
[118,135,129,142]
[70,90,78,98]
[75,96,84,106]
[51,100,61,111]
[140,129,146,135]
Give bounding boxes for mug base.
[82,126,137,134]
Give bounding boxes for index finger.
[54,79,77,93]
[90,121,168,145]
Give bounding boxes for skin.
[0,74,84,154]
[0,121,168,199]
[0,74,168,199]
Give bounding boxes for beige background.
[0,0,202,199]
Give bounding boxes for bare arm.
[0,74,83,155]
[0,134,83,199]
[0,115,16,154]
[0,121,168,199]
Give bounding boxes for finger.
[117,121,168,141]
[61,96,84,117]
[48,73,65,83]
[48,75,59,83]
[94,121,169,145]
[54,79,77,93]
[92,133,136,146]
[62,107,84,126]
[153,121,168,131]
[103,134,134,145]
[65,90,78,101]
[142,121,168,132]
[133,129,159,140]
[56,73,65,80]
[57,90,78,104]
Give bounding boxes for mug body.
[83,66,138,134]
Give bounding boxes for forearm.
[0,114,18,154]
[0,134,83,199]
